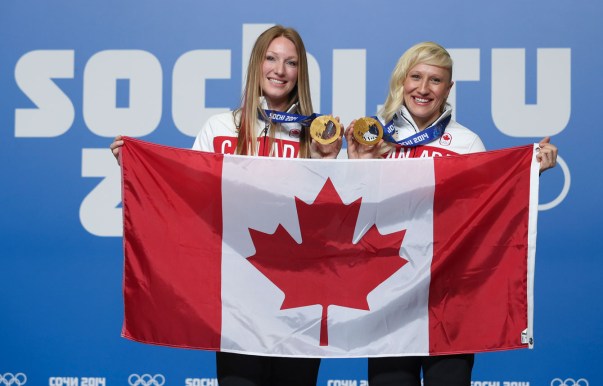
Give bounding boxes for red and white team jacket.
[192,101,303,157]
[381,104,486,158]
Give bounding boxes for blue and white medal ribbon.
[262,110,341,145]
[263,110,318,126]
[381,114,451,147]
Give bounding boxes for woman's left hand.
[309,116,344,159]
[537,136,558,173]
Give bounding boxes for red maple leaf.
[247,178,407,346]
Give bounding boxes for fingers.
[345,119,386,160]
[344,120,356,137]
[344,120,360,159]
[109,135,124,165]
[537,137,558,173]
[309,134,343,160]
[334,116,344,140]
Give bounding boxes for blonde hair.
[379,42,453,123]
[235,25,313,157]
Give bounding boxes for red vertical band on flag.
[430,146,533,354]
[121,137,223,350]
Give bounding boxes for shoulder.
[201,111,240,138]
[445,119,478,137]
[192,110,238,152]
[442,120,486,153]
[204,111,238,130]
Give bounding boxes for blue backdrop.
[1,1,600,385]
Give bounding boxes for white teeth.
[269,78,285,84]
[414,97,429,103]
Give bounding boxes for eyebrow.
[266,50,298,60]
[409,70,446,78]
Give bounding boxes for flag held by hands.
[120,137,540,358]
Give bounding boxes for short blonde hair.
[379,42,453,123]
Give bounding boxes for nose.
[274,60,285,75]
[418,79,429,94]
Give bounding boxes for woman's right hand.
[345,120,384,159]
[109,135,124,165]
[309,116,344,159]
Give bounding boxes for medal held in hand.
[310,115,341,145]
[353,117,383,146]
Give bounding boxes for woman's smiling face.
[260,36,299,111]
[402,63,453,130]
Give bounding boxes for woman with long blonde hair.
[112,25,341,385]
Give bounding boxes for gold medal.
[310,115,341,145]
[353,117,383,146]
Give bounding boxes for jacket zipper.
[262,122,269,156]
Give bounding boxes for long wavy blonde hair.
[235,25,313,157]
[379,41,453,123]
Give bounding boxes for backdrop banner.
[1,1,598,385]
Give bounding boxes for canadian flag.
[120,137,540,358]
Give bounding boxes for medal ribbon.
[379,114,451,147]
[261,110,341,144]
[262,110,319,126]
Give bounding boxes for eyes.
[265,54,298,68]
[409,73,443,84]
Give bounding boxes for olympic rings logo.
[128,374,165,386]
[0,373,27,386]
[551,378,589,386]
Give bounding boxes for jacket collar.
[393,103,452,130]
[259,96,299,113]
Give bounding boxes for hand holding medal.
[309,115,342,145]
[262,109,341,145]
[350,114,451,146]
[261,109,342,158]
[352,117,383,145]
[344,118,386,159]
